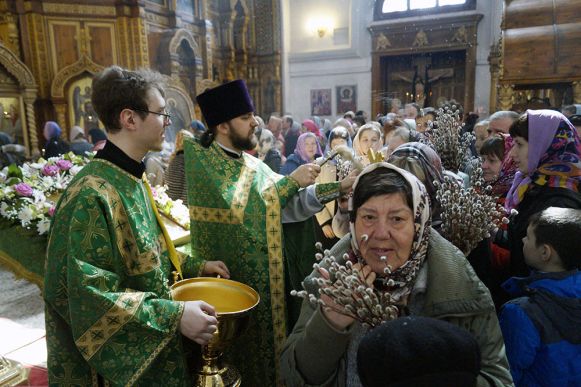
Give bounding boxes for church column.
[488,42,501,112]
[23,94,38,157]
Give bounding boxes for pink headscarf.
[294,132,322,163]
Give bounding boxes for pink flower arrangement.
[14,182,33,197]
[42,164,60,176]
[48,206,56,217]
[56,159,73,171]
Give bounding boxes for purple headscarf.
[505,109,581,211]
[44,121,62,146]
[294,132,322,163]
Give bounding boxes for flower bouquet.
[0,152,91,235]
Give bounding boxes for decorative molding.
[42,3,116,17]
[412,29,429,47]
[0,43,36,87]
[376,33,391,51]
[50,55,103,98]
[0,43,38,156]
[144,11,170,27]
[498,84,514,111]
[169,28,200,56]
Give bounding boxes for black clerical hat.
[196,80,255,127]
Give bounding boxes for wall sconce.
[307,16,334,38]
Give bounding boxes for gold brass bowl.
[171,277,260,387]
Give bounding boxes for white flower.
[0,202,9,217]
[36,217,51,235]
[18,206,34,226]
[32,190,46,204]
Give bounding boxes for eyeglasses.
[133,108,172,123]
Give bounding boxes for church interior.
[0,0,580,385]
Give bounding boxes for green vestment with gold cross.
[185,139,342,386]
[44,159,200,386]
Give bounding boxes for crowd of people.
[40,65,581,387]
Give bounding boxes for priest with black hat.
[184,79,355,386]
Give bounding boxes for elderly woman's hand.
[318,263,376,331]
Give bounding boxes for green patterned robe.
[184,139,340,386]
[44,159,197,386]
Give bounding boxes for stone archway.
[50,55,104,139]
[167,28,203,99]
[0,43,38,156]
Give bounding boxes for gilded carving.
[144,12,170,26]
[412,29,429,47]
[25,13,49,97]
[0,43,38,156]
[451,26,468,44]
[42,3,116,17]
[51,55,104,98]
[498,84,514,111]
[0,13,20,57]
[376,33,391,51]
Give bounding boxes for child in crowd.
[499,207,581,387]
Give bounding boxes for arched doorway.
[0,43,38,156]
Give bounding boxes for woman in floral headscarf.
[281,163,512,387]
[499,110,581,278]
[388,142,446,231]
[280,132,322,175]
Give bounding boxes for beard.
[228,123,258,151]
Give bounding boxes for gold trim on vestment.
[262,178,286,385]
[189,162,256,224]
[59,174,164,276]
[75,292,145,360]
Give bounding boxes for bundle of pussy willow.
[435,165,508,255]
[291,244,400,328]
[424,105,474,173]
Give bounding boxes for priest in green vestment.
[44,66,229,386]
[185,80,354,386]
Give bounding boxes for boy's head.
[523,207,581,272]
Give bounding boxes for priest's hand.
[179,301,218,345]
[339,169,358,194]
[290,163,321,187]
[202,260,230,279]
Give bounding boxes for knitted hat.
[196,80,255,127]
[357,316,481,387]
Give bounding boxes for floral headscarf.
[388,142,445,227]
[348,162,432,301]
[490,133,517,197]
[505,110,581,211]
[294,132,322,163]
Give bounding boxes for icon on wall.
[310,89,332,116]
[336,85,357,114]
